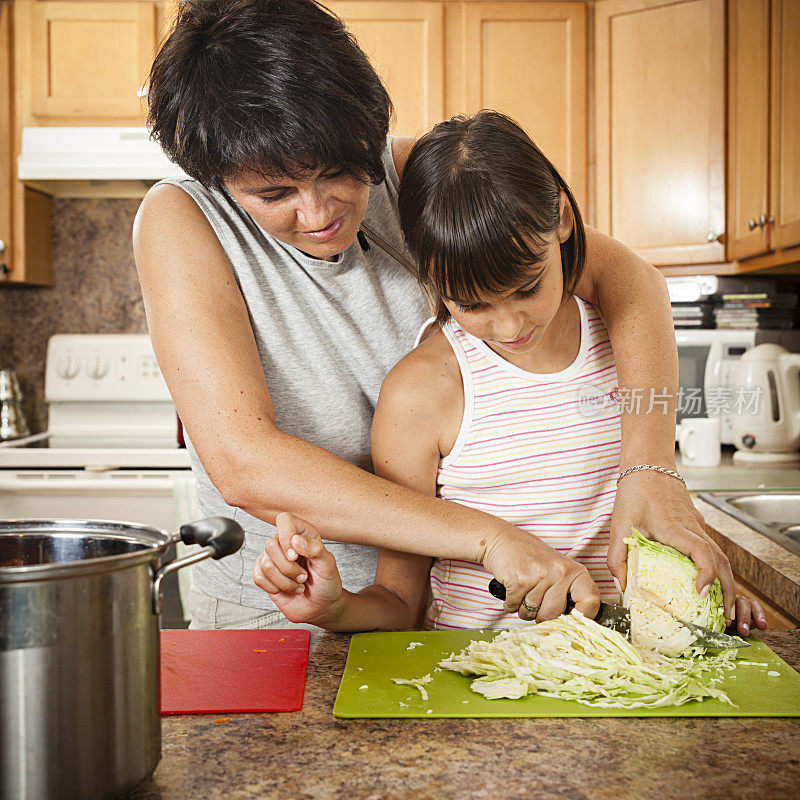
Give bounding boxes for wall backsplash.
[0,198,148,434]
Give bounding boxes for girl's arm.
[572,228,736,621]
[254,513,430,631]
[254,348,445,632]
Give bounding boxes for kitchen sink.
[698,492,800,557]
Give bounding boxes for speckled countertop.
[695,496,800,622]
[678,447,800,492]
[128,630,800,800]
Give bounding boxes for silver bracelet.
[617,464,686,487]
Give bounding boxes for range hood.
[18,127,187,198]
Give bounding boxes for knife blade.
[486,578,749,649]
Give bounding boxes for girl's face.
[225,167,370,261]
[440,193,574,360]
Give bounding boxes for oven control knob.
[87,356,110,380]
[742,434,756,449]
[57,356,80,381]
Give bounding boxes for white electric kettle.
[732,343,800,465]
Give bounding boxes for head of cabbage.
[623,528,725,656]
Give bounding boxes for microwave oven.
[676,328,800,444]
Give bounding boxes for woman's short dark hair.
[398,111,586,324]
[147,0,393,189]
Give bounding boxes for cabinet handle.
[758,213,776,228]
[0,240,7,279]
[706,231,720,243]
[748,217,759,231]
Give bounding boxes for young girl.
[254,112,766,635]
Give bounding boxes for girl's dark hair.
[398,111,586,324]
[147,0,393,189]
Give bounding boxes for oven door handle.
[0,475,176,493]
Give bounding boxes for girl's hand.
[253,513,345,626]
[606,470,738,622]
[482,529,601,622]
[732,594,768,637]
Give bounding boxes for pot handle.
[178,516,245,558]
[152,517,245,615]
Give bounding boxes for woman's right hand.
[481,528,601,622]
[253,513,345,626]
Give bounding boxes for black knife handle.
[488,578,577,613]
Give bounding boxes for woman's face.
[441,193,574,359]
[225,167,370,261]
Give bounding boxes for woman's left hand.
[606,469,738,623]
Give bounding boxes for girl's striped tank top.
[426,296,622,630]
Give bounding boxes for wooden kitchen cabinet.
[727,0,800,261]
[15,0,161,125]
[594,0,726,266]
[1,1,12,279]
[2,0,177,285]
[727,0,770,260]
[768,0,800,253]
[1,0,52,285]
[460,2,587,212]
[331,1,587,211]
[327,2,445,139]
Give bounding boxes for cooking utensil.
[0,516,244,800]
[160,629,310,714]
[487,579,749,649]
[488,578,630,635]
[0,368,30,441]
[333,630,800,718]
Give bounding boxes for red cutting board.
[160,629,310,714]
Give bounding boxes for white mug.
[679,417,721,467]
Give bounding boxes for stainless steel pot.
[0,516,244,800]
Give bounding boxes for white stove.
[0,334,197,616]
[0,333,194,529]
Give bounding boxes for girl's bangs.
[419,197,550,304]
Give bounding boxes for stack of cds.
[714,292,798,329]
[667,276,799,329]
[670,303,716,328]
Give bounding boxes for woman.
[133,0,744,634]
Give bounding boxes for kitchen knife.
[486,578,750,649]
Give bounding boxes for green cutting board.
[333,630,800,718]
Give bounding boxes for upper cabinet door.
[21,1,157,124]
[770,0,800,251]
[462,2,587,212]
[0,0,12,279]
[330,2,444,138]
[727,0,770,261]
[595,0,725,265]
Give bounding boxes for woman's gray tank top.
[156,137,430,609]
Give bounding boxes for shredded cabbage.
[392,673,433,702]
[623,528,726,656]
[438,611,739,708]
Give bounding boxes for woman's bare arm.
[132,183,559,611]
[572,227,736,619]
